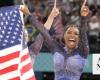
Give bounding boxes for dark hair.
[65,24,79,33]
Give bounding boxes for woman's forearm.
[44,16,54,30]
[79,17,89,58]
[44,7,59,30]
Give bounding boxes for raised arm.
[79,17,89,58]
[29,8,63,53]
[44,7,59,30]
[29,7,59,56]
[79,2,90,58]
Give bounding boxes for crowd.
[24,0,100,53]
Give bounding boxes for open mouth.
[69,38,75,42]
[68,38,75,45]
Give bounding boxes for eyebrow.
[67,29,79,33]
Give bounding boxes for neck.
[65,46,73,54]
[67,48,73,53]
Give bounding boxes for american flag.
[0,6,36,80]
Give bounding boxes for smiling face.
[64,25,79,50]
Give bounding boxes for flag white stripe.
[21,58,31,68]
[0,58,19,70]
[0,70,20,79]
[0,45,21,56]
[20,48,29,57]
[21,68,34,80]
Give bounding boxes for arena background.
[0,0,100,80]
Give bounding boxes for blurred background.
[0,0,100,80]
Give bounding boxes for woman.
[20,2,89,80]
[31,6,89,80]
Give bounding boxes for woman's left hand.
[80,0,90,17]
[80,5,90,17]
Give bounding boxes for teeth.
[69,38,75,41]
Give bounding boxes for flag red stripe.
[21,52,29,62]
[0,51,20,63]
[9,76,20,80]
[21,62,32,75]
[27,75,36,80]
[0,64,18,75]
